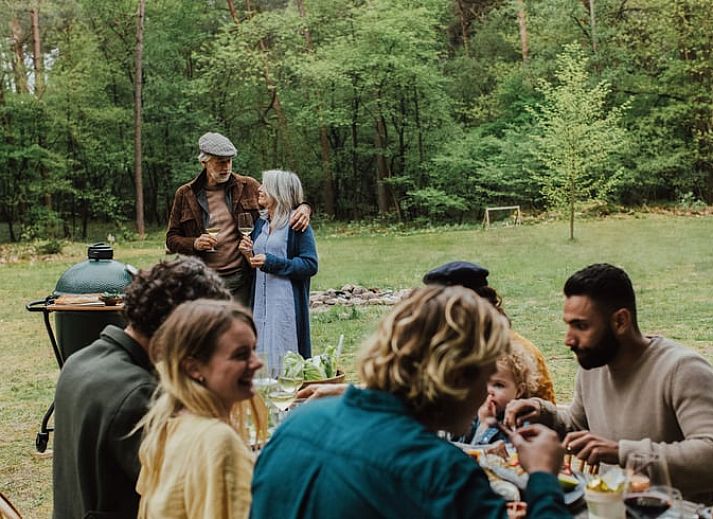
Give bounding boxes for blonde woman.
[251,286,569,518]
[239,169,318,374]
[135,299,263,518]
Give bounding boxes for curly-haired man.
[53,256,230,519]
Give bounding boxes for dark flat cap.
[423,261,490,291]
[198,132,237,158]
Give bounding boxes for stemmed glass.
[252,354,278,406]
[268,365,304,423]
[623,452,680,518]
[237,213,254,238]
[205,214,220,252]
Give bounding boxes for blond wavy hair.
[496,341,539,399]
[359,285,510,420]
[135,299,264,511]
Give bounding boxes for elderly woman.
[135,299,263,518]
[239,169,318,374]
[251,286,570,518]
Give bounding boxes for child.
[463,342,540,445]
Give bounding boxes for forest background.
[1,0,712,241]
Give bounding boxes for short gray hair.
[198,151,211,164]
[261,170,304,229]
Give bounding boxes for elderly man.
[505,263,713,503]
[53,257,230,519]
[166,132,311,306]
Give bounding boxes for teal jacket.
[251,385,571,519]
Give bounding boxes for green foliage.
[529,43,629,239]
[1,0,712,241]
[38,238,63,255]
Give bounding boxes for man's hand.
[249,254,266,269]
[563,430,619,466]
[289,204,312,232]
[503,398,544,429]
[511,424,564,475]
[193,233,217,251]
[296,383,347,401]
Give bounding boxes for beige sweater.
[540,336,713,503]
[137,414,254,518]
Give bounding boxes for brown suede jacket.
[166,170,261,255]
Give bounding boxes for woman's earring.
[197,376,205,384]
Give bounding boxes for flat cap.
[198,132,237,158]
[422,261,490,291]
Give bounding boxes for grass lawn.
[1,213,712,516]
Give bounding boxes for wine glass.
[623,452,678,518]
[205,214,220,252]
[269,361,305,423]
[252,354,278,403]
[237,213,254,238]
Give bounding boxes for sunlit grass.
[1,213,712,516]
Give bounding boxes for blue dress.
[252,215,298,375]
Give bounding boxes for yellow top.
[137,414,254,519]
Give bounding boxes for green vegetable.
[282,352,305,378]
[283,340,342,381]
[321,344,337,378]
[303,357,326,380]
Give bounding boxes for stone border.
[310,284,412,310]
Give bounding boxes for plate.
[464,447,585,509]
[562,474,586,508]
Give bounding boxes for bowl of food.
[99,291,123,306]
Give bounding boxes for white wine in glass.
[278,375,303,394]
[237,213,254,237]
[205,214,220,252]
[253,354,277,400]
[268,390,296,412]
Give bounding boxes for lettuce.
[303,357,327,380]
[282,351,305,378]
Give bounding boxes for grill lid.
[53,243,135,296]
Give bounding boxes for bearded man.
[504,263,713,503]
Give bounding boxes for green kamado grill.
[26,243,136,452]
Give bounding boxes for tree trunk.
[226,0,238,21]
[589,0,596,52]
[351,94,360,218]
[133,0,146,238]
[374,115,391,214]
[29,4,52,211]
[244,0,293,168]
[569,175,575,240]
[454,0,470,56]
[296,0,335,215]
[9,17,29,94]
[413,87,424,163]
[516,0,529,63]
[30,5,44,97]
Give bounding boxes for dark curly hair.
[123,256,230,338]
[564,263,638,330]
